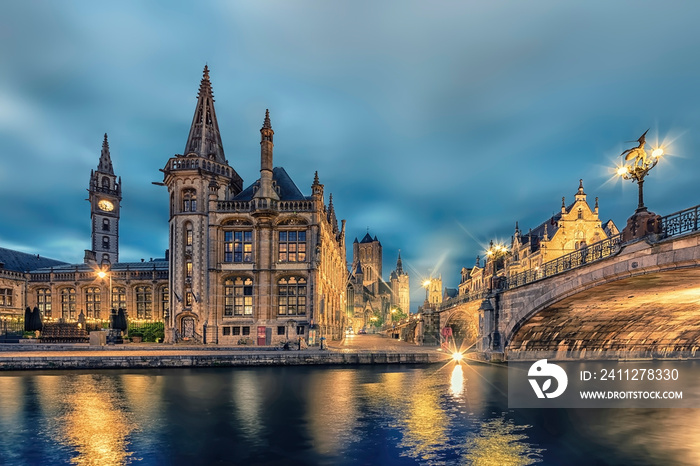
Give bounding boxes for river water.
[0,362,696,465]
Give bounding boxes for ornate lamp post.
[616,130,665,241]
[616,129,664,213]
[96,268,112,318]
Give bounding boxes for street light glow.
[452,352,463,362]
[97,271,107,279]
[616,166,628,176]
[652,147,664,158]
[422,280,431,287]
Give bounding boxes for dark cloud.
[2,1,700,311]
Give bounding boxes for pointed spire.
[396,250,404,275]
[254,108,278,200]
[98,133,114,174]
[263,108,272,129]
[183,65,226,163]
[595,196,599,212]
[313,171,320,186]
[578,179,585,194]
[515,221,520,233]
[475,255,480,268]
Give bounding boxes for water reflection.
[37,374,136,466]
[462,415,543,466]
[450,364,464,397]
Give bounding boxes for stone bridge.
[423,204,700,360]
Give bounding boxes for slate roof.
[444,288,458,299]
[31,259,168,274]
[232,167,308,201]
[517,202,576,251]
[0,247,67,273]
[360,233,374,243]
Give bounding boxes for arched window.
[183,189,197,212]
[578,208,583,219]
[102,236,110,249]
[85,287,101,319]
[60,288,76,320]
[112,286,126,311]
[136,286,152,320]
[278,277,307,316]
[102,218,110,231]
[37,288,51,318]
[102,177,110,189]
[186,259,193,278]
[224,277,253,316]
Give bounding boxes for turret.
[254,109,279,201]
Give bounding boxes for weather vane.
[616,129,664,212]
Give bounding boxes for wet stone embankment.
[0,343,442,371]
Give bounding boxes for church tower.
[87,134,121,265]
[161,65,243,342]
[389,251,410,314]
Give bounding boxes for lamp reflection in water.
[450,364,465,397]
[36,374,135,465]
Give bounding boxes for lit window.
[37,288,51,317]
[278,277,307,316]
[85,287,101,319]
[224,231,253,262]
[60,288,76,320]
[162,287,169,318]
[135,286,152,319]
[278,231,307,262]
[224,277,253,316]
[185,291,193,307]
[186,259,193,278]
[186,225,193,246]
[0,288,12,307]
[112,287,126,310]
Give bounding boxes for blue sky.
[1,1,699,311]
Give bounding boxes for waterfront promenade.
[0,335,444,370]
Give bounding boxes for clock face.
[98,200,114,212]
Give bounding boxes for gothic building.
[346,233,410,330]
[161,66,347,344]
[1,66,347,347]
[458,180,618,296]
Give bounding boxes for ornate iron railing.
[437,289,489,312]
[506,233,623,290]
[660,204,700,238]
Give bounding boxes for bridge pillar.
[477,296,503,357]
[421,311,440,346]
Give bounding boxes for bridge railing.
[506,232,623,290]
[660,204,700,238]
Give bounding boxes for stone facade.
[162,67,348,345]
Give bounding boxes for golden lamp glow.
[452,352,463,362]
[422,280,431,287]
[97,271,107,279]
[652,147,664,158]
[616,166,628,176]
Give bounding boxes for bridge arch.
[503,232,700,357]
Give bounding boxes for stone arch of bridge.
[443,308,479,351]
[506,268,700,356]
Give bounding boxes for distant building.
[458,180,618,296]
[346,234,410,330]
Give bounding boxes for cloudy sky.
[1,1,699,311]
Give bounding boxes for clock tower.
[88,134,121,265]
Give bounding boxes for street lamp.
[616,130,664,213]
[96,268,112,321]
[422,279,431,302]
